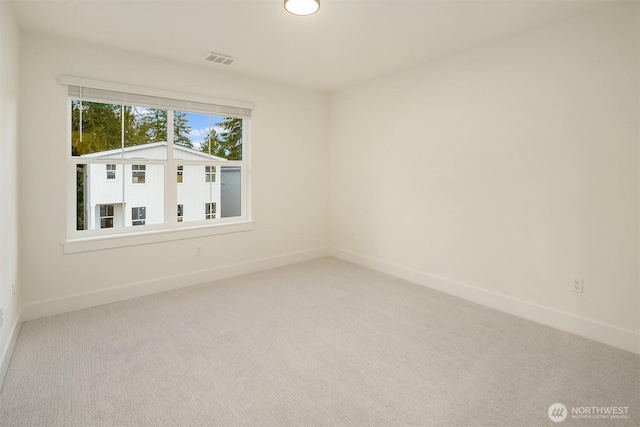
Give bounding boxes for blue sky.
[182,112,225,150]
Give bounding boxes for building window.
[106,164,116,180]
[177,166,183,183]
[99,204,114,228]
[205,202,216,219]
[132,165,146,184]
[132,207,146,226]
[66,77,251,244]
[205,166,216,183]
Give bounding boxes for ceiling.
[10,0,614,92]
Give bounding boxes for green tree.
[173,111,193,148]
[138,109,167,142]
[200,127,220,157]
[201,117,242,160]
[71,101,123,156]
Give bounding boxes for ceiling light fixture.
[284,0,320,16]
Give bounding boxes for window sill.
[63,221,254,254]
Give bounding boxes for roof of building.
[80,141,229,161]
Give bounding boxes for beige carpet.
[0,257,638,426]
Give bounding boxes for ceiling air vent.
[204,52,235,65]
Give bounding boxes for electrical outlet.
[196,246,202,256]
[571,277,583,293]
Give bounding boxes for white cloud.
[187,125,225,140]
[189,127,212,138]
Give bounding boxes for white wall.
[330,4,639,335]
[0,1,21,379]
[19,33,329,304]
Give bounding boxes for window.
[205,202,216,220]
[106,164,116,179]
[132,165,146,184]
[64,76,252,248]
[99,204,114,228]
[132,207,146,226]
[205,166,216,183]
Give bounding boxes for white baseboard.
[0,311,22,392]
[329,247,640,354]
[20,247,329,322]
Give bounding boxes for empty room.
[0,0,638,425]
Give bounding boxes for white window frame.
[131,165,146,184]
[99,204,115,229]
[205,165,216,183]
[62,76,253,254]
[131,206,146,226]
[106,164,116,180]
[205,202,217,220]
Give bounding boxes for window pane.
[71,99,167,159]
[132,206,146,226]
[76,163,164,230]
[71,100,122,156]
[124,165,163,227]
[124,107,167,160]
[101,218,114,228]
[177,165,220,223]
[76,164,87,230]
[132,164,146,184]
[173,111,242,160]
[220,166,241,218]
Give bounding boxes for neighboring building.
[80,142,230,230]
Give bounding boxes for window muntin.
[205,166,216,183]
[67,80,251,242]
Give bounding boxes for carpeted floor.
[0,257,638,426]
